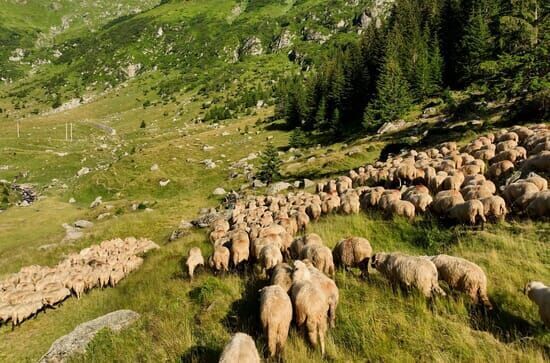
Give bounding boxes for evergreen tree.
[459,6,494,83]
[258,144,282,184]
[363,49,412,129]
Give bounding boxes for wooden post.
[70,123,73,141]
[65,122,68,141]
[16,121,20,138]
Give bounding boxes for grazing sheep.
[185,247,204,280]
[259,285,293,357]
[41,286,71,308]
[388,200,416,220]
[480,196,507,221]
[526,191,550,219]
[525,176,548,191]
[208,246,230,273]
[306,203,322,222]
[11,301,43,327]
[302,260,340,328]
[371,252,446,298]
[429,255,492,309]
[378,190,401,211]
[301,244,335,276]
[219,332,261,363]
[0,304,12,325]
[488,160,514,179]
[431,190,465,215]
[231,231,251,268]
[291,261,329,355]
[404,192,433,213]
[270,263,294,292]
[524,281,550,327]
[259,244,283,276]
[340,191,360,215]
[448,200,486,225]
[333,237,373,278]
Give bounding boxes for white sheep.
[524,281,550,328]
[259,285,293,357]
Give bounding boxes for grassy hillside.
[0,0,548,362]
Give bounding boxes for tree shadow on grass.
[222,276,267,337]
[179,345,220,363]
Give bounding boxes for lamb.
[185,247,204,280]
[333,237,373,278]
[219,332,261,363]
[428,255,492,309]
[290,261,329,355]
[259,285,293,357]
[371,252,446,298]
[524,281,550,327]
[208,246,230,274]
[270,263,294,292]
[300,244,335,276]
[448,199,486,225]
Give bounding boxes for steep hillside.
[0,0,548,362]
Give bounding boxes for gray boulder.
[267,181,291,195]
[213,187,226,196]
[39,310,140,363]
[74,220,93,229]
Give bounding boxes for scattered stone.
[377,119,406,135]
[39,310,140,363]
[179,220,194,229]
[74,220,93,229]
[307,157,316,163]
[213,187,226,196]
[77,167,91,177]
[252,179,266,188]
[202,159,217,169]
[68,198,76,204]
[90,196,102,209]
[303,179,314,188]
[150,164,159,171]
[267,181,292,195]
[159,179,171,187]
[97,213,111,220]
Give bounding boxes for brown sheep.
[231,230,251,268]
[219,332,261,363]
[208,246,230,273]
[487,160,514,179]
[303,260,340,328]
[270,263,293,292]
[259,285,293,357]
[301,244,335,276]
[431,190,465,215]
[185,247,204,280]
[388,200,416,220]
[521,151,550,173]
[378,190,401,211]
[306,202,322,222]
[290,261,329,355]
[404,192,433,213]
[332,237,373,278]
[503,182,540,206]
[429,255,492,309]
[526,191,550,219]
[259,244,283,277]
[340,191,360,215]
[448,200,486,225]
[371,252,446,298]
[525,176,548,191]
[480,196,507,221]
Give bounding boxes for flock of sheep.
[0,237,159,328]
[185,124,549,361]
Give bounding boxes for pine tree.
[363,49,412,129]
[459,6,493,83]
[258,143,282,184]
